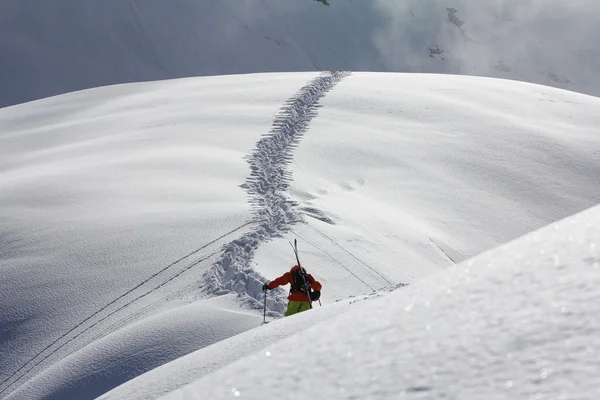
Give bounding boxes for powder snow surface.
[164,202,600,400]
[1,72,599,399]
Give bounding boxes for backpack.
[290,268,311,293]
[291,267,321,302]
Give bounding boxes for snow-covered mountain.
[98,193,600,399]
[161,202,600,400]
[2,1,600,398]
[2,0,600,107]
[1,72,600,399]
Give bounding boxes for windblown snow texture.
[3,71,600,400]
[161,204,600,400]
[0,223,251,398]
[203,72,350,314]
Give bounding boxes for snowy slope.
[2,0,600,107]
[5,295,262,400]
[1,72,600,399]
[162,202,600,400]
[99,292,383,400]
[1,73,314,400]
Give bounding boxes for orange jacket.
[267,265,322,302]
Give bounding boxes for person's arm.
[268,272,291,290]
[308,274,322,291]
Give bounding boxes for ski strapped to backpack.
[289,239,321,307]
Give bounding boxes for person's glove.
[262,284,271,291]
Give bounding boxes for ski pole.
[263,289,267,324]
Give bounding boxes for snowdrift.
[162,200,600,400]
[1,72,600,399]
[5,296,260,400]
[2,0,600,107]
[99,291,383,400]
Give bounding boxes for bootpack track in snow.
[203,71,352,314]
[0,71,370,397]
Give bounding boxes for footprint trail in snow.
[203,72,351,314]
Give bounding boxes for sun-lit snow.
[1,71,600,399]
[99,291,383,400]
[2,2,600,398]
[162,203,600,400]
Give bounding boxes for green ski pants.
[285,301,312,317]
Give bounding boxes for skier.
[263,265,322,317]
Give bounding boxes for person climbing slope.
[263,265,322,316]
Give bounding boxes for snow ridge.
[203,72,351,314]
[0,223,251,398]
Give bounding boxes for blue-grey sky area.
[0,0,598,107]
[375,0,600,85]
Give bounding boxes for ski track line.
[0,223,250,398]
[289,227,376,291]
[304,223,399,287]
[203,71,351,315]
[66,248,223,362]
